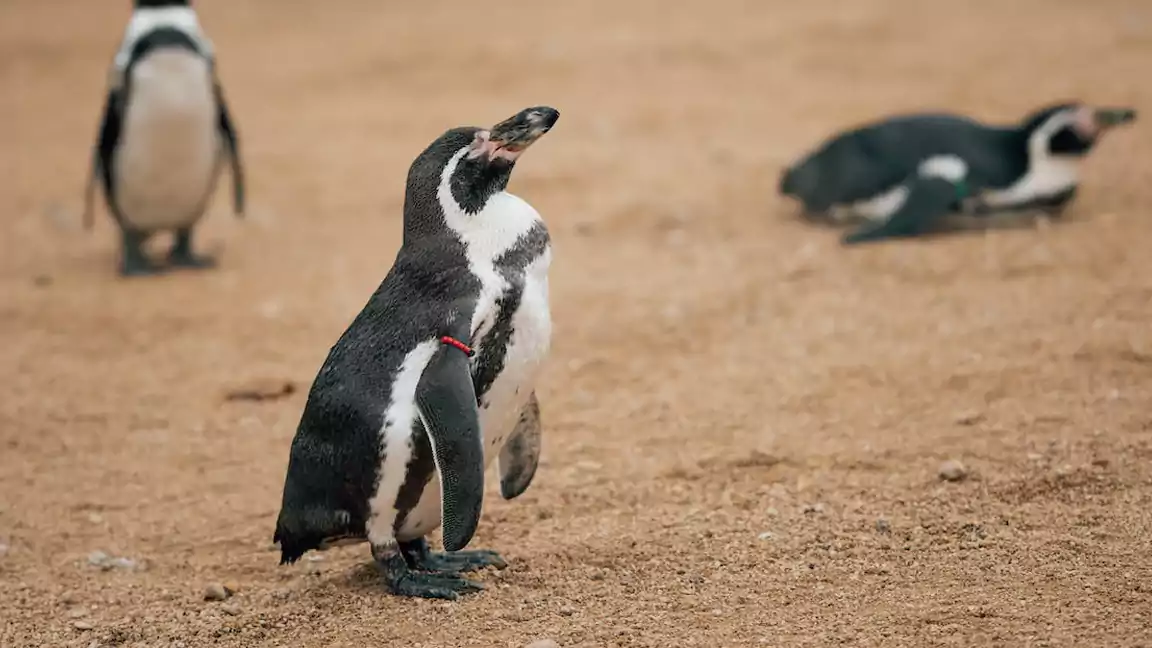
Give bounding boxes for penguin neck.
[985,124,1047,176]
[448,154,514,215]
[977,120,1083,201]
[401,148,522,245]
[116,4,207,72]
[403,147,541,254]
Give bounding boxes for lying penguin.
[84,0,245,276]
[273,106,560,600]
[779,102,1136,245]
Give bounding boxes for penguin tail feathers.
[273,506,358,566]
[779,167,797,196]
[271,526,307,565]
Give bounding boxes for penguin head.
[405,106,560,218]
[1022,102,1137,157]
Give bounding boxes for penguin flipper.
[497,391,542,500]
[85,89,123,230]
[415,340,484,553]
[843,155,970,245]
[214,82,245,218]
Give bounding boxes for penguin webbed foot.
[168,228,218,270]
[120,256,167,277]
[168,249,218,270]
[119,230,166,277]
[374,543,485,601]
[401,537,507,575]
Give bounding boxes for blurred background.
[2,1,1151,646]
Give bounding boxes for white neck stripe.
[113,7,213,73]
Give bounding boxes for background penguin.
[84,0,245,276]
[778,101,1136,245]
[273,106,560,600]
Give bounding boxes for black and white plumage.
[84,0,244,276]
[779,102,1136,245]
[273,106,560,600]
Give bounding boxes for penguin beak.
[470,106,560,162]
[1094,107,1136,129]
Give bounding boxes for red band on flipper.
[440,336,475,357]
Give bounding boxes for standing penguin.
[273,106,560,600]
[84,0,244,276]
[779,101,1136,245]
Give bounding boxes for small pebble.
[765,507,779,516]
[68,608,89,619]
[939,459,968,482]
[802,503,825,514]
[558,605,575,617]
[73,621,94,631]
[221,604,241,616]
[87,513,104,524]
[203,583,230,602]
[875,517,891,533]
[0,543,8,558]
[223,582,241,595]
[87,551,110,567]
[60,592,78,605]
[757,531,774,540]
[110,557,139,571]
[525,641,561,648]
[954,411,985,426]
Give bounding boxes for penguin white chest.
[477,247,553,455]
[394,253,552,544]
[395,188,553,543]
[980,154,1081,209]
[114,50,220,231]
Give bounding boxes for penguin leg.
[842,155,970,245]
[119,229,164,277]
[167,227,217,269]
[372,541,484,601]
[400,537,507,575]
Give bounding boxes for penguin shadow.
[791,203,1080,242]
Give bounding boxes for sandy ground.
[3,1,1152,646]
